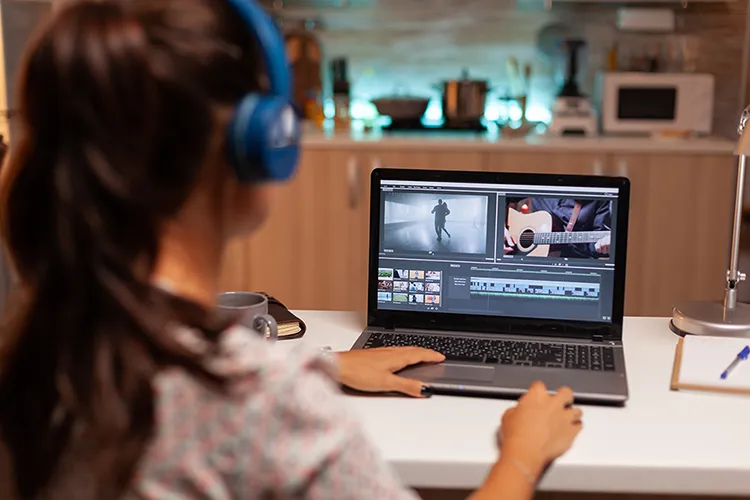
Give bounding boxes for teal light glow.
[525,105,552,123]
[326,97,552,126]
[351,100,378,120]
[484,100,551,124]
[323,99,335,119]
[424,99,442,121]
[324,99,389,121]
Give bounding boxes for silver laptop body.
[351,168,631,405]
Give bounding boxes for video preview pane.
[383,192,489,254]
[502,197,612,260]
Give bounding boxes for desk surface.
[283,311,750,496]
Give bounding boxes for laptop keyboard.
[363,332,616,371]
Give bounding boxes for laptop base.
[352,328,629,406]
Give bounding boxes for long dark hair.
[0,0,263,497]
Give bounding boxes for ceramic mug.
[216,291,278,342]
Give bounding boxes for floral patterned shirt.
[124,324,418,499]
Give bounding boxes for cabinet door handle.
[347,156,360,209]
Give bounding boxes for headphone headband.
[224,0,291,100]
[223,0,300,183]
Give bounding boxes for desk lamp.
[671,106,750,337]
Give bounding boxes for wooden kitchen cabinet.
[611,154,736,316]
[218,148,365,311]
[361,148,487,172]
[218,145,737,318]
[218,147,487,313]
[486,151,609,175]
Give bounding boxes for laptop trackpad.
[401,363,495,383]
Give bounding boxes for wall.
[281,0,748,137]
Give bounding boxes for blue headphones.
[225,0,300,183]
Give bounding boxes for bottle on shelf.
[330,57,351,129]
[284,20,322,120]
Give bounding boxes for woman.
[0,0,583,498]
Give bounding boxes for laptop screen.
[375,178,621,324]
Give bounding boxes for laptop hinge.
[592,334,605,343]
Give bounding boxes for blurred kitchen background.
[268,0,746,137]
[1,0,748,138]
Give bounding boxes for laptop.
[351,168,630,405]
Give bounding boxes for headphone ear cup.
[227,93,301,183]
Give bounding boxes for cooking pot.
[437,69,490,121]
[371,96,430,120]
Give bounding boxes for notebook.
[259,292,307,340]
[671,336,750,394]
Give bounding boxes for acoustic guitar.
[506,207,610,257]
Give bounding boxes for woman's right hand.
[469,382,582,500]
[499,381,583,468]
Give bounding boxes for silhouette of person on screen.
[432,199,451,241]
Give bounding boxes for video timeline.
[378,268,442,308]
[470,277,600,301]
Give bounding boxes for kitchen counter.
[301,124,736,155]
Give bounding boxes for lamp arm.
[725,105,750,310]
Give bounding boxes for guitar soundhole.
[518,230,535,249]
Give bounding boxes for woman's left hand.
[334,347,445,398]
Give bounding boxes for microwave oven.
[595,72,715,135]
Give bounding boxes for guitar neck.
[533,231,610,245]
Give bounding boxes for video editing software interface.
[375,179,620,323]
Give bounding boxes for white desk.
[285,311,750,497]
